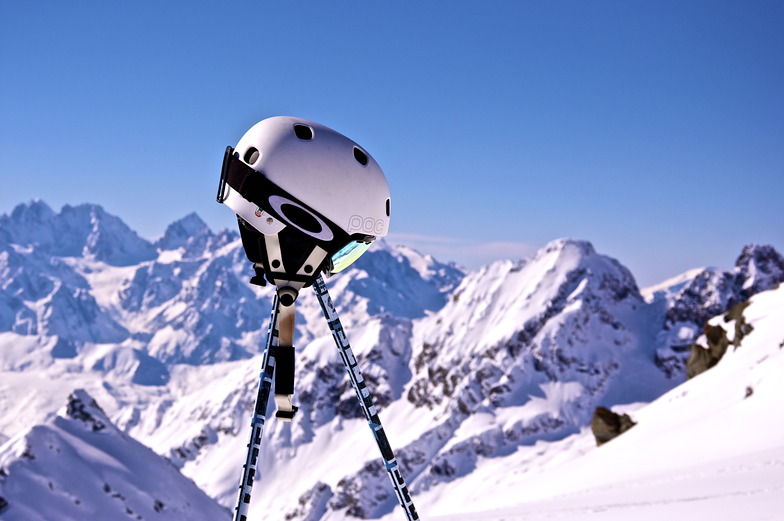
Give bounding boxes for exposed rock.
[734,245,784,299]
[591,406,636,446]
[725,300,754,346]
[686,324,730,379]
[284,481,333,521]
[686,301,753,379]
[657,246,783,377]
[50,336,78,359]
[156,213,212,253]
[168,428,215,467]
[63,389,107,432]
[329,462,382,518]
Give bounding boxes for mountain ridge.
[1,200,783,520]
[0,389,229,521]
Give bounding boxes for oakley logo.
[348,215,385,235]
[269,195,334,242]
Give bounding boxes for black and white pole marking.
[313,275,420,521]
[233,294,279,521]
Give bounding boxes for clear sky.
[1,1,782,286]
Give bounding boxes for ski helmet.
[217,116,391,290]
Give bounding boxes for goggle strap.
[222,147,265,206]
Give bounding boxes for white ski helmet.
[218,116,391,289]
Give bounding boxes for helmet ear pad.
[238,217,264,264]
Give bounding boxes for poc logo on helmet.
[348,215,385,235]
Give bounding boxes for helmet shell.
[233,116,390,238]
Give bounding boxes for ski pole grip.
[275,345,295,396]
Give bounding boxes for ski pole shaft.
[313,276,419,521]
[233,295,279,521]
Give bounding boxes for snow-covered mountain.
[648,244,784,377]
[0,200,157,266]
[0,200,782,520]
[414,282,784,520]
[0,390,229,521]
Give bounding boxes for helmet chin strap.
[262,234,329,290]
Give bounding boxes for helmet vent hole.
[353,147,368,166]
[244,147,260,165]
[386,198,390,217]
[294,124,313,140]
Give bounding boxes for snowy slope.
[123,239,782,520]
[400,283,784,520]
[0,390,229,521]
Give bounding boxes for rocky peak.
[733,244,784,299]
[0,202,157,266]
[0,389,230,521]
[8,199,56,224]
[157,212,212,252]
[656,244,784,378]
[541,237,596,257]
[61,204,158,265]
[451,238,640,312]
[407,238,647,421]
[60,389,109,432]
[0,200,56,248]
[327,240,465,319]
[664,244,784,331]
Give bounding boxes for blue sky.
[1,1,782,286]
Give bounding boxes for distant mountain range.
[0,200,782,520]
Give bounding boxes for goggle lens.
[330,241,372,273]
